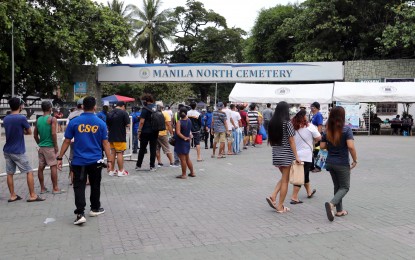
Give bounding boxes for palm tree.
[107,0,129,17]
[127,0,176,63]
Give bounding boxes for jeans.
[203,128,213,148]
[264,120,270,135]
[326,163,350,212]
[132,132,139,152]
[232,128,242,154]
[72,164,102,215]
[136,132,158,168]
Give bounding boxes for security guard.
[57,96,112,225]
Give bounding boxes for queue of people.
[2,95,359,226]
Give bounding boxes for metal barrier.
[0,116,135,176]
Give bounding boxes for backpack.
[143,105,166,132]
[190,116,201,132]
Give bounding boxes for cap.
[202,108,207,112]
[155,101,164,107]
[299,104,308,109]
[311,101,320,110]
[116,101,126,107]
[103,101,110,106]
[77,98,84,105]
[217,102,224,109]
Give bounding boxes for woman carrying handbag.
[290,110,321,204]
[266,101,301,213]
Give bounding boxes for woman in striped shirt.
[266,101,301,213]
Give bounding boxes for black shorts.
[192,132,201,145]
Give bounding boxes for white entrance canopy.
[333,82,415,102]
[229,83,334,104]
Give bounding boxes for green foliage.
[0,0,131,99]
[127,0,177,63]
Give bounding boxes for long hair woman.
[320,106,357,221]
[290,110,321,204]
[174,107,196,179]
[266,101,301,213]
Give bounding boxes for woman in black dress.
[266,101,301,213]
[174,107,196,179]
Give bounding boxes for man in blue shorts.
[57,96,112,225]
[310,101,324,173]
[3,97,45,202]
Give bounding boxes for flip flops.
[266,197,277,210]
[335,211,348,217]
[52,190,66,195]
[27,195,45,202]
[188,173,196,177]
[290,200,303,205]
[40,188,50,194]
[176,175,187,179]
[307,189,317,198]
[325,202,334,221]
[217,155,226,159]
[277,205,290,213]
[8,195,22,203]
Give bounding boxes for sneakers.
[311,168,321,173]
[108,170,117,176]
[149,167,157,172]
[74,214,86,225]
[169,164,179,168]
[117,170,129,177]
[135,166,141,171]
[174,160,180,166]
[89,208,105,217]
[157,163,164,168]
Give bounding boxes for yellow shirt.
[159,111,171,136]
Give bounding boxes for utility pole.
[11,21,15,97]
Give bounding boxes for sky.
[93,0,304,63]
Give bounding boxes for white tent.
[229,83,334,104]
[333,82,415,102]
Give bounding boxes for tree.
[170,0,245,102]
[0,0,131,100]
[377,2,415,58]
[107,0,129,17]
[244,5,299,62]
[127,0,176,64]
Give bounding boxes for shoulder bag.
[289,160,305,185]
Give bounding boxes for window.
[376,103,397,116]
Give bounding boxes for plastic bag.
[315,149,328,169]
[259,125,267,140]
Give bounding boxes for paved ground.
[0,135,415,259]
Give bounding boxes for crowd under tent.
[229,83,334,104]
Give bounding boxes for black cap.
[311,102,320,110]
[116,101,126,107]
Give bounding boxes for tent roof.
[229,83,334,104]
[333,82,415,102]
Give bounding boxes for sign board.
[336,101,360,129]
[98,62,344,83]
[74,82,87,100]
[385,78,415,82]
[355,78,383,83]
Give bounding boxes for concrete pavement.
[0,136,415,259]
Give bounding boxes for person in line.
[130,107,141,154]
[222,102,236,155]
[320,106,358,222]
[266,101,300,213]
[107,101,130,177]
[401,114,412,136]
[289,110,321,204]
[172,104,185,166]
[211,102,229,159]
[310,102,324,173]
[3,97,45,202]
[239,105,249,149]
[156,102,176,167]
[34,101,64,194]
[54,108,64,132]
[174,107,196,179]
[57,96,112,225]
[262,103,273,136]
[247,104,260,147]
[97,101,110,123]
[390,114,401,135]
[136,94,159,171]
[230,104,242,154]
[370,113,382,135]
[203,106,214,149]
[187,102,203,161]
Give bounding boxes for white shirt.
[187,109,200,118]
[222,107,233,130]
[294,124,321,162]
[231,111,241,129]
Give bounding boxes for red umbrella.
[102,95,135,103]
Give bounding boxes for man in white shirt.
[222,102,236,155]
[230,104,242,154]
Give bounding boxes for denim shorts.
[4,153,33,175]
